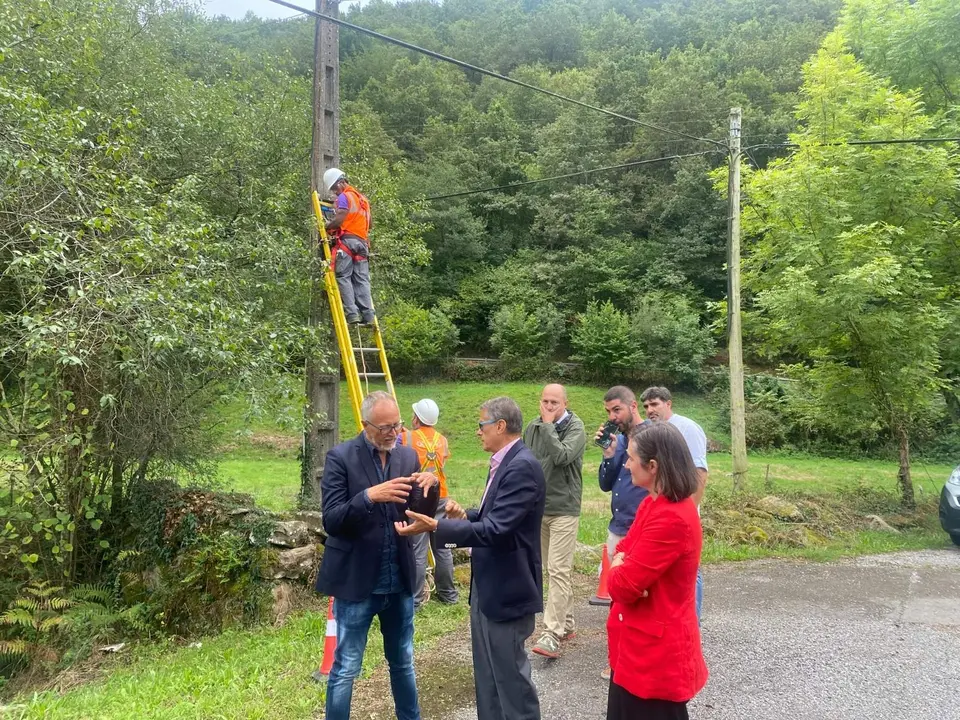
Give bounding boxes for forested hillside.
[1,0,958,606]
[303,0,845,350]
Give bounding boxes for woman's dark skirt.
[607,676,689,720]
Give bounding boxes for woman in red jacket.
[606,422,708,720]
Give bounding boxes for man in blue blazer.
[398,396,545,720]
[316,391,438,720]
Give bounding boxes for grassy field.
[9,380,952,718]
[216,380,953,537]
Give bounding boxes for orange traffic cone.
[589,544,612,606]
[312,598,337,682]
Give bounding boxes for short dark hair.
[640,386,672,404]
[628,422,698,502]
[481,396,523,435]
[604,385,635,404]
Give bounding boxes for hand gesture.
[444,499,467,520]
[395,510,439,537]
[540,403,559,424]
[411,472,439,490]
[367,477,414,504]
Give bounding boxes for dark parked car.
[939,465,960,546]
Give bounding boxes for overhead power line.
[424,150,723,201]
[266,0,725,148]
[744,136,960,151]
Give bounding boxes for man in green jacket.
[524,384,587,659]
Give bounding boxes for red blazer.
[606,494,708,703]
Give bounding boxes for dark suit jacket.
[435,440,545,622]
[315,433,422,601]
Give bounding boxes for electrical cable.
[744,136,960,151]
[424,150,724,201]
[266,0,725,148]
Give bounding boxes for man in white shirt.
[640,386,708,617]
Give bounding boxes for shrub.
[570,295,713,385]
[570,301,642,378]
[489,303,564,364]
[149,529,272,636]
[744,406,788,450]
[630,292,715,386]
[382,300,460,376]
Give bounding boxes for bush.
[630,292,715,386]
[135,488,273,636]
[570,295,713,385]
[382,300,460,376]
[489,303,564,364]
[570,301,642,378]
[745,406,788,450]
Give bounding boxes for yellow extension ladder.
[311,190,437,600]
[311,191,397,431]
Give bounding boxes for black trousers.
[606,675,689,720]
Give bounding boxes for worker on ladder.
[400,399,459,609]
[322,167,375,326]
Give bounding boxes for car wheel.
[951,533,960,547]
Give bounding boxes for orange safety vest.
[400,427,449,499]
[338,185,371,242]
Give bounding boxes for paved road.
[443,549,960,720]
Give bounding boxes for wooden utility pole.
[727,106,748,489]
[301,0,341,508]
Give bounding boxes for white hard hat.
[323,167,346,193]
[411,399,440,426]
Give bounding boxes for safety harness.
[331,186,371,263]
[403,428,447,489]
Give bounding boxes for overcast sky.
[203,1,370,20]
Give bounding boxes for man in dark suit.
[316,391,438,720]
[397,396,545,720]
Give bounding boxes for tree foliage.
[0,0,428,586]
[742,32,959,505]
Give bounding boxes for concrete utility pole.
[727,106,748,490]
[302,0,341,508]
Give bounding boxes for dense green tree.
[841,0,960,113]
[742,33,958,505]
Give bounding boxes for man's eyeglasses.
[478,418,500,430]
[364,421,403,434]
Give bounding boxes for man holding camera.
[595,385,648,556]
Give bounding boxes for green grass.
[214,380,954,541]
[16,600,469,720]
[701,527,952,563]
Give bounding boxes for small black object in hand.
[595,420,619,449]
[407,481,440,519]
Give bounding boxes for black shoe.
[360,316,376,327]
[346,315,362,325]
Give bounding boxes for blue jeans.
[696,568,703,619]
[325,592,420,720]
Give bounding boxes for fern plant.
[0,580,74,664]
[0,580,148,667]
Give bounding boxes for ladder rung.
[359,372,386,379]
[354,347,380,353]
